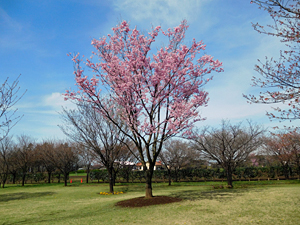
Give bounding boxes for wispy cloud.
[12,92,76,140]
[43,92,76,111]
[0,7,35,51]
[113,0,210,27]
[0,7,22,31]
[18,92,76,114]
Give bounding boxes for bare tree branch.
[191,120,265,187]
[0,75,26,141]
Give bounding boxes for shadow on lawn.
[117,185,145,193]
[170,188,263,202]
[0,192,56,202]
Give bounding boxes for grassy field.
[0,180,299,225]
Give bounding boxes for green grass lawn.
[0,180,299,225]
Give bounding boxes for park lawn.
[0,181,299,225]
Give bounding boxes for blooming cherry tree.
[64,20,223,198]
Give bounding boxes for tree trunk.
[109,178,114,193]
[174,169,178,182]
[226,166,233,188]
[48,172,52,183]
[145,169,153,198]
[2,175,7,188]
[2,167,8,188]
[22,173,26,186]
[57,173,61,183]
[86,167,90,183]
[12,172,16,184]
[64,172,68,186]
[108,167,114,193]
[283,164,289,179]
[113,170,116,186]
[168,169,171,186]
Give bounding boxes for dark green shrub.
[90,170,108,182]
[33,172,46,183]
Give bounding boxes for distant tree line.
[1,126,299,189]
[90,160,300,184]
[0,136,79,188]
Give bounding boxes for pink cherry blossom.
[64,20,223,198]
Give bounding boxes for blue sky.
[1,0,298,141]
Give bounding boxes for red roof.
[155,161,162,166]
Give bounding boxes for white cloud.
[17,92,76,113]
[43,92,76,111]
[10,92,77,141]
[113,0,210,27]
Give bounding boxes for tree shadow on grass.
[0,192,56,202]
[117,185,145,193]
[169,188,264,202]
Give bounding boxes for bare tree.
[7,146,19,184]
[15,135,35,186]
[113,143,138,183]
[0,137,13,188]
[159,139,197,185]
[245,1,300,122]
[59,103,129,193]
[46,141,78,186]
[35,141,58,183]
[0,75,26,141]
[76,143,96,183]
[191,121,264,187]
